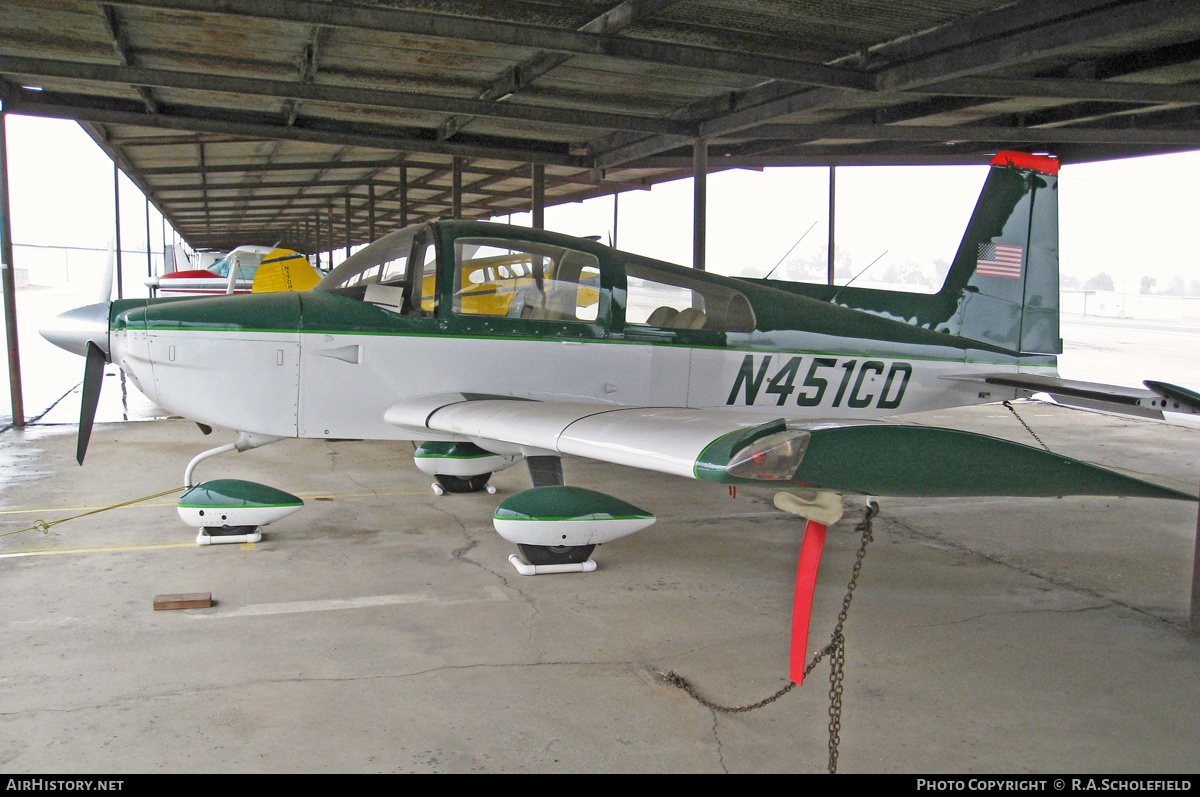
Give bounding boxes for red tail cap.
[990,151,1059,176]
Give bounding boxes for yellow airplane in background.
[429,245,600,316]
[251,248,322,294]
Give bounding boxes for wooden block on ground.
[153,592,213,610]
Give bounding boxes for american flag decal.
[976,242,1024,279]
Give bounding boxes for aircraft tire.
[517,543,596,566]
[434,473,493,493]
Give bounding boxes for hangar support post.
[0,108,22,428]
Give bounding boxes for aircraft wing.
[942,373,1200,419]
[385,394,1195,501]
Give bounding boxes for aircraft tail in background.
[163,243,191,274]
[251,248,321,293]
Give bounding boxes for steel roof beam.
[738,122,1200,147]
[150,176,620,195]
[96,3,158,115]
[593,0,1200,169]
[438,0,681,141]
[161,179,537,209]
[928,76,1200,106]
[3,89,590,167]
[168,195,513,217]
[105,0,871,90]
[135,156,651,192]
[281,24,327,127]
[874,0,1200,92]
[0,56,692,137]
[138,158,405,176]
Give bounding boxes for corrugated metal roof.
[2,0,1199,251]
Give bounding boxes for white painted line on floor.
[0,542,195,559]
[189,585,509,619]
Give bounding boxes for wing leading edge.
[385,395,1195,502]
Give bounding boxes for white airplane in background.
[40,151,1199,572]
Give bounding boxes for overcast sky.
[5,114,1199,295]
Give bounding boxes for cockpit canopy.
[207,245,273,279]
[315,221,756,333]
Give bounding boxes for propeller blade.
[98,237,116,304]
[77,341,105,464]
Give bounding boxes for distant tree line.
[1062,272,1200,296]
[758,258,1200,298]
[758,253,951,291]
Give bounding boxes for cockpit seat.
[670,307,707,329]
[645,306,679,327]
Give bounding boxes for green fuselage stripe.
[493,514,652,521]
[179,502,303,508]
[116,325,1046,368]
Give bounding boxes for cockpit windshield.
[316,226,422,293]
[314,224,436,314]
[209,249,266,279]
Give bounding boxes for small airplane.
[145,244,319,296]
[40,151,1200,572]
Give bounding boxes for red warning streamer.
[790,518,827,684]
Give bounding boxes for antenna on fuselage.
[830,250,888,302]
[763,221,817,280]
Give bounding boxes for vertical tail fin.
[940,151,1060,354]
[745,151,1061,354]
[250,248,321,293]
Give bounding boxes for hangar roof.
[1,0,1199,252]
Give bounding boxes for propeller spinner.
[39,237,117,464]
[39,300,112,464]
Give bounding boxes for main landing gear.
[506,456,594,569]
[415,442,517,496]
[176,433,303,544]
[495,457,655,574]
[417,445,656,573]
[432,473,497,495]
[518,542,596,566]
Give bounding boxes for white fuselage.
[110,325,1044,442]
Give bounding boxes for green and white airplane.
[41,151,1199,567]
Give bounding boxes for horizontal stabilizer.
[1145,381,1200,414]
[943,373,1200,418]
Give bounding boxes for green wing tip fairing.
[414,441,496,459]
[494,486,654,522]
[697,423,1196,501]
[178,479,304,508]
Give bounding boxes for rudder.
[251,248,321,293]
[939,151,1060,354]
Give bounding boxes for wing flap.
[386,396,777,478]
[557,408,777,478]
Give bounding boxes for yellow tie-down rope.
[0,486,187,538]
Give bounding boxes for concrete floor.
[1,401,1198,774]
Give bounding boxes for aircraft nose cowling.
[40,302,111,359]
